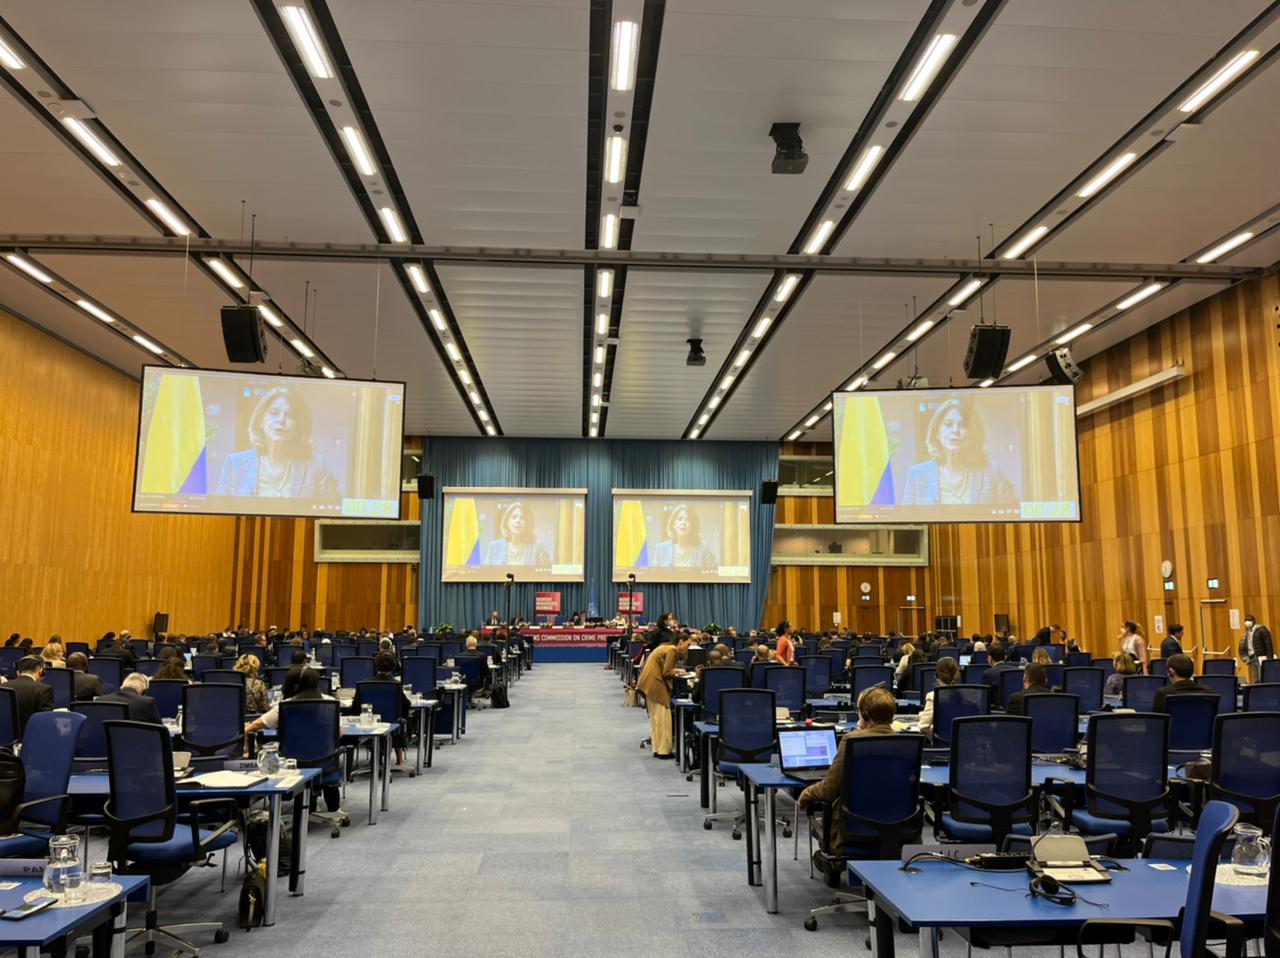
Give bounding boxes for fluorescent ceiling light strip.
[905,319,935,343]
[592,393,601,407]
[1115,283,1164,310]
[803,220,835,255]
[595,345,605,364]
[845,376,868,391]
[379,207,408,244]
[340,125,376,177]
[947,278,984,307]
[459,369,472,385]
[144,198,190,236]
[590,426,599,437]
[688,428,700,439]
[1195,231,1254,264]
[871,351,896,370]
[76,299,117,324]
[6,254,52,283]
[290,338,314,359]
[1001,225,1048,260]
[1178,49,1260,114]
[720,374,734,389]
[751,316,772,339]
[478,409,489,422]
[844,144,883,191]
[1054,323,1093,345]
[61,117,121,167]
[978,378,994,388]
[600,213,619,249]
[1076,152,1137,199]
[1006,354,1038,373]
[591,411,599,423]
[258,304,284,328]
[406,263,430,294]
[734,349,750,368]
[281,5,334,80]
[823,401,833,411]
[0,37,26,70]
[468,391,480,405]
[597,269,613,298]
[429,308,445,331]
[698,414,709,426]
[132,334,163,355]
[321,366,335,379]
[610,20,639,92]
[787,429,803,441]
[593,372,603,388]
[486,425,496,436]
[445,342,460,361]
[604,135,627,185]
[774,274,800,303]
[804,414,820,427]
[708,395,721,409]
[205,258,244,288]
[899,33,958,102]
[596,312,609,336]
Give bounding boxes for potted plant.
[702,622,722,636]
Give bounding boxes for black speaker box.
[221,306,267,364]
[994,613,1010,634]
[153,612,170,636]
[1045,346,1083,384]
[761,480,779,505]
[963,324,1011,380]
[416,474,435,500]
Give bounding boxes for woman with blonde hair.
[235,653,270,713]
[41,641,66,668]
[1031,647,1052,666]
[1104,651,1139,698]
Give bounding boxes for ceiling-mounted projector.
[769,122,808,174]
[686,338,706,367]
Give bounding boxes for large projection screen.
[441,488,586,582]
[832,385,1080,524]
[613,490,752,584]
[133,367,404,519]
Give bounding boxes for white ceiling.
[0,0,1276,440]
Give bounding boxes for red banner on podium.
[617,592,644,614]
[534,592,562,615]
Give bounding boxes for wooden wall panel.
[0,308,235,640]
[764,273,1280,664]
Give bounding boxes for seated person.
[981,644,1015,692]
[1104,651,1139,698]
[374,651,412,766]
[690,651,724,706]
[917,657,960,741]
[458,635,492,700]
[1007,663,1050,715]
[66,652,104,700]
[796,687,898,881]
[243,668,343,815]
[96,672,162,724]
[1152,653,1215,712]
[1031,647,1052,666]
[154,655,191,683]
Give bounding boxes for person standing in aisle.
[1240,615,1273,683]
[636,633,690,759]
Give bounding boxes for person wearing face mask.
[902,399,1015,506]
[215,385,338,499]
[1239,615,1273,683]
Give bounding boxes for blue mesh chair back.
[1197,674,1238,714]
[0,687,19,747]
[104,720,175,847]
[356,680,406,727]
[315,643,335,666]
[936,648,960,663]
[1201,659,1237,677]
[441,641,462,661]
[453,655,483,694]
[764,666,806,713]
[1211,712,1280,827]
[357,640,379,657]
[42,667,74,709]
[1023,692,1079,753]
[918,666,939,697]
[932,685,989,746]
[87,657,123,694]
[838,733,925,858]
[734,650,754,666]
[823,649,845,682]
[1165,694,1219,753]
[969,651,990,666]
[1148,658,1168,678]
[202,669,245,687]
[1083,713,1170,842]
[1262,660,1280,684]
[748,661,774,689]
[402,657,438,694]
[998,668,1024,710]
[855,646,881,660]
[71,701,129,765]
[1043,645,1064,663]
[269,667,296,688]
[66,642,91,659]
[331,644,354,665]
[717,689,776,768]
[1013,643,1035,663]
[1063,667,1104,712]
[1244,683,1280,712]
[963,663,987,685]
[698,666,745,721]
[236,642,259,658]
[1122,675,1166,712]
[340,656,376,688]
[179,683,245,757]
[1044,664,1065,689]
[147,680,187,720]
[1181,801,1240,958]
[851,665,894,698]
[135,659,162,678]
[1092,657,1116,681]
[1066,652,1091,667]
[189,654,219,681]
[272,640,294,664]
[279,700,341,783]
[947,716,1034,847]
[128,640,151,660]
[19,711,85,830]
[801,656,833,697]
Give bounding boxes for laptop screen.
[778,729,838,772]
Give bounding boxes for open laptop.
[777,728,839,783]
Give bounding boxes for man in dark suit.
[1241,615,1273,683]
[1152,654,1216,712]
[1160,624,1185,660]
[981,644,1017,694]
[9,656,54,735]
[65,652,104,701]
[95,673,162,725]
[94,640,137,672]
[1007,663,1050,715]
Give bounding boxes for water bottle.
[175,705,184,733]
[360,703,374,729]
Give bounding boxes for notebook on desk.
[777,728,838,782]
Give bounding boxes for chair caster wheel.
[703,820,713,830]
[686,774,694,782]
[340,816,351,826]
[783,828,793,838]
[214,930,230,944]
[732,830,742,841]
[864,937,872,949]
[331,829,340,838]
[804,917,818,932]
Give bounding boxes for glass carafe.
[43,834,83,901]
[360,703,374,728]
[1231,823,1271,878]
[256,742,281,777]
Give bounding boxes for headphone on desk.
[1028,874,1076,906]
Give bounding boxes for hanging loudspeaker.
[761,481,779,505]
[416,474,435,500]
[1045,346,1083,384]
[963,324,1011,380]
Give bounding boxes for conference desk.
[260,722,392,825]
[70,770,318,927]
[852,857,1268,958]
[484,626,621,663]
[409,697,439,774]
[0,874,149,958]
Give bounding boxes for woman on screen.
[483,500,550,567]
[653,504,717,568]
[214,386,339,499]
[902,399,1015,507]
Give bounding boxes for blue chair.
[1079,800,1243,958]
[822,649,846,683]
[1043,645,1064,663]
[128,640,151,661]
[87,657,123,694]
[147,680,187,721]
[440,641,462,661]
[189,654,220,681]
[1065,651,1091,667]
[0,711,85,857]
[1198,674,1238,714]
[0,687,18,748]
[1023,692,1079,753]
[1164,694,1219,753]
[733,650,754,666]
[278,699,348,835]
[1210,711,1280,828]
[135,659,163,678]
[357,640,379,657]
[340,656,376,688]
[938,715,1036,848]
[1202,659,1237,677]
[202,669,245,687]
[1244,683,1280,712]
[65,642,91,659]
[269,667,296,688]
[0,648,24,677]
[1092,657,1117,682]
[748,661,775,689]
[331,644,355,665]
[177,683,244,758]
[997,668,1024,710]
[697,666,745,722]
[1123,675,1166,712]
[963,663,987,685]
[854,646,881,660]
[355,679,406,730]
[1068,713,1171,853]
[1262,660,1280,684]
[42,667,74,709]
[916,665,938,698]
[314,643,336,666]
[936,647,960,663]
[1063,667,1104,713]
[969,651,990,666]
[402,657,439,695]
[801,656,833,698]
[930,684,989,746]
[850,665,893,698]
[705,688,776,833]
[764,666,806,714]
[103,720,237,953]
[1043,664,1065,689]
[71,701,129,770]
[1149,658,1168,679]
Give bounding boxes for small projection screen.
[613,490,752,583]
[441,488,587,583]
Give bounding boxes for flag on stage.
[140,374,207,494]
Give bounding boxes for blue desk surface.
[69,768,321,798]
[850,858,1267,927]
[0,875,149,947]
[734,761,1088,790]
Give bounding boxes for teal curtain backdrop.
[418,437,778,631]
